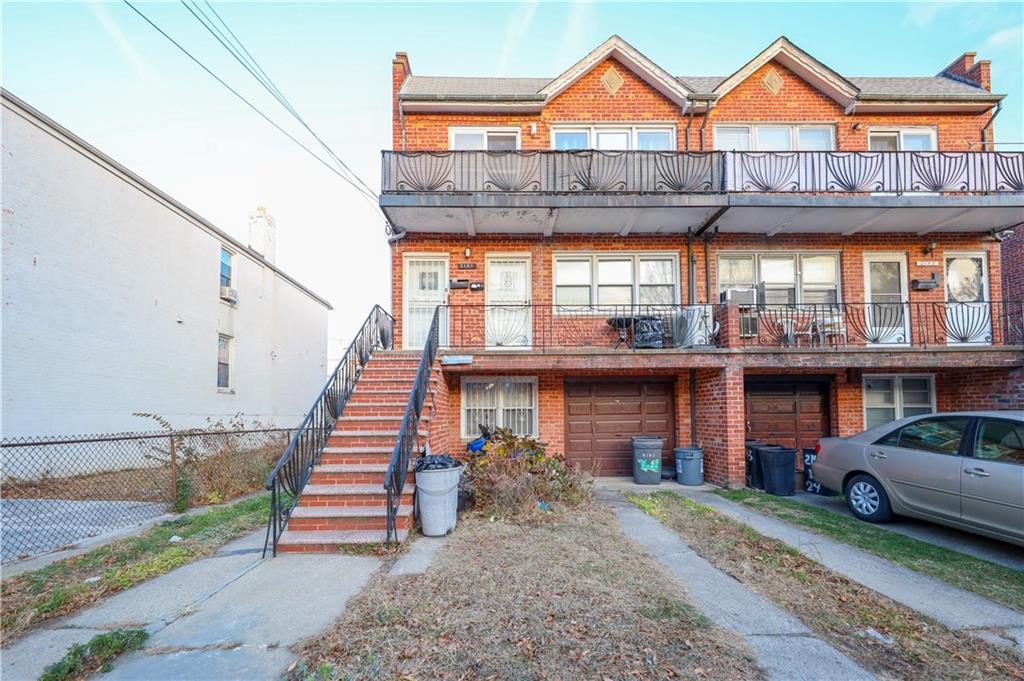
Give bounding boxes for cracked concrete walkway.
[606,493,875,681]
[2,529,379,681]
[674,489,1024,652]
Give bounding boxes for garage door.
[745,380,830,451]
[565,380,675,476]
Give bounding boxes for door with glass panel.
[944,254,990,345]
[863,255,909,345]
[485,257,531,348]
[404,257,448,349]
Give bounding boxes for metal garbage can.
[745,440,763,489]
[759,447,797,496]
[674,447,704,486]
[415,463,464,536]
[631,436,663,485]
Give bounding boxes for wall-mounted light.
[851,122,861,131]
[464,247,472,259]
[530,122,537,136]
[922,242,937,256]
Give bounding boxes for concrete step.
[309,462,410,485]
[277,528,410,553]
[298,484,414,507]
[287,504,414,532]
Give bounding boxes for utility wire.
[123,0,382,213]
[183,0,379,204]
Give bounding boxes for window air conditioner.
[220,287,239,304]
[720,288,756,305]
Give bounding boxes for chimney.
[941,52,976,80]
[248,206,276,264]
[940,51,991,90]
[393,52,411,150]
[966,60,992,91]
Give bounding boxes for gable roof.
[538,35,692,107]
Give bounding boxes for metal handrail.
[384,306,440,543]
[262,304,394,557]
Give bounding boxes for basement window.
[461,377,537,438]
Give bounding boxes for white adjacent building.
[1,90,331,438]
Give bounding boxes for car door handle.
[869,451,887,460]
[964,467,991,478]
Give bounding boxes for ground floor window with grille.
[461,377,537,438]
[217,334,233,389]
[863,375,935,429]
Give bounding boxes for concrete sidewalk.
[674,488,1024,652]
[606,492,875,681]
[2,530,379,681]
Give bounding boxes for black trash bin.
[759,447,797,496]
[632,436,663,485]
[745,440,763,489]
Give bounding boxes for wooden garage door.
[745,380,830,452]
[565,380,675,476]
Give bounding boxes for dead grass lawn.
[297,504,762,680]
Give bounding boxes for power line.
[122,0,382,213]
[182,0,379,205]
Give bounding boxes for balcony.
[434,302,1024,370]
[380,150,1024,236]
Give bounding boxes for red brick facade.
[388,41,1017,487]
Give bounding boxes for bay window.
[717,253,840,305]
[864,375,935,429]
[461,377,538,438]
[554,253,680,308]
[552,125,675,151]
[714,124,835,151]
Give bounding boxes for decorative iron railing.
[381,150,1024,194]
[263,305,393,557]
[384,306,441,543]
[436,302,1024,351]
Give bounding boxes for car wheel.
[845,474,893,523]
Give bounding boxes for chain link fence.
[1,428,290,562]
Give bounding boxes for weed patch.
[39,628,148,681]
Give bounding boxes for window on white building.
[863,375,935,429]
[713,125,835,151]
[716,253,839,305]
[461,377,537,438]
[449,127,520,151]
[217,334,233,390]
[552,126,675,150]
[554,254,679,308]
[220,248,233,288]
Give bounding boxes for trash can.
[802,447,837,496]
[415,461,464,536]
[674,447,704,486]
[759,447,797,496]
[745,440,764,489]
[631,436,663,485]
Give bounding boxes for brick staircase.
[276,351,435,553]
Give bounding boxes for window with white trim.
[713,125,835,151]
[868,128,936,151]
[716,253,839,305]
[552,125,675,150]
[220,248,233,288]
[554,253,679,308]
[461,377,537,438]
[863,375,935,429]
[217,334,233,390]
[449,127,520,151]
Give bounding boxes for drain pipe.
[686,228,696,304]
[981,101,1001,150]
[684,107,695,151]
[698,99,715,151]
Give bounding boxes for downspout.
[698,100,715,151]
[981,100,1001,150]
[684,107,695,152]
[399,101,407,151]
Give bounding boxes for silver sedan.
[812,411,1024,547]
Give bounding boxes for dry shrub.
[466,428,591,518]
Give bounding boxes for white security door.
[404,257,448,349]
[864,255,910,345]
[945,254,991,345]
[486,258,531,348]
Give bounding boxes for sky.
[3,1,1022,363]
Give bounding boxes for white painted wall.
[1,99,330,439]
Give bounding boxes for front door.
[867,415,969,523]
[864,254,910,345]
[485,257,531,348]
[962,418,1024,542]
[404,256,448,349]
[944,254,991,345]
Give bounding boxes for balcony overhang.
[381,192,1024,237]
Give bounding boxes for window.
[461,377,537,438]
[868,128,937,151]
[975,419,1024,465]
[220,248,233,288]
[881,416,970,456]
[716,253,839,305]
[217,334,232,390]
[552,126,675,150]
[864,375,935,429]
[449,127,520,151]
[713,125,835,151]
[553,253,679,308]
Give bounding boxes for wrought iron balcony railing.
[381,150,1024,195]
[435,301,1024,352]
